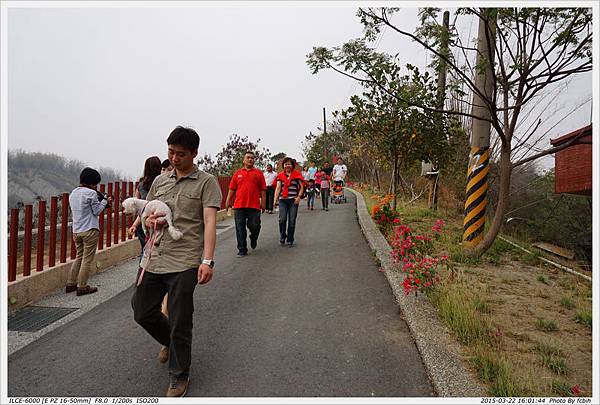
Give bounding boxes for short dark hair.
[167,126,199,152]
[244,151,255,157]
[281,157,296,167]
[80,167,101,186]
[161,159,171,169]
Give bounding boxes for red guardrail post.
[49,196,58,267]
[127,181,133,239]
[121,181,127,242]
[60,193,69,263]
[106,183,113,248]
[114,182,120,244]
[98,184,105,250]
[23,205,33,277]
[8,208,19,282]
[36,200,46,272]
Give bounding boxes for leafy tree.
[198,134,271,176]
[301,123,352,168]
[307,7,592,256]
[308,39,450,210]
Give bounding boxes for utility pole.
[428,10,450,211]
[463,9,496,248]
[323,107,327,135]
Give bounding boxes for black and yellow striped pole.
[463,9,496,248]
[463,147,490,246]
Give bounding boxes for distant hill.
[8,150,125,209]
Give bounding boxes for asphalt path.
[8,193,435,397]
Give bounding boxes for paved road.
[8,193,435,397]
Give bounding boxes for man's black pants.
[234,208,261,254]
[133,268,198,380]
[265,186,275,212]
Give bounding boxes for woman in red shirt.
[273,157,305,247]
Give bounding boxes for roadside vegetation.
[355,182,591,397]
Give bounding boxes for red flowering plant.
[389,218,450,295]
[371,194,399,233]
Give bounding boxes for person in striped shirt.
[273,157,304,247]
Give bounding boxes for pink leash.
[137,222,158,286]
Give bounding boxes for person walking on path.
[274,157,304,247]
[301,165,310,182]
[225,151,267,257]
[332,157,348,186]
[307,161,317,180]
[128,156,162,256]
[65,168,111,296]
[305,179,316,210]
[263,164,277,214]
[127,156,168,320]
[319,168,330,211]
[132,126,222,397]
[322,161,333,177]
[314,167,323,197]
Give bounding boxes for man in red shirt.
[225,151,267,256]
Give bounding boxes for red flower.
[570,384,581,396]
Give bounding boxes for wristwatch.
[202,259,215,269]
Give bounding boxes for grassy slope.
[357,187,592,397]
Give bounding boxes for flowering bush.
[371,194,399,231]
[389,218,449,295]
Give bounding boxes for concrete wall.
[8,239,140,312]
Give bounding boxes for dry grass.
[358,189,593,397]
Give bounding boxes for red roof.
[550,124,592,147]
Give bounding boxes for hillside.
[8,150,125,209]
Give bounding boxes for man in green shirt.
[133,126,222,397]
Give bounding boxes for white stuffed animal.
[122,197,183,244]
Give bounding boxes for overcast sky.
[6,4,593,179]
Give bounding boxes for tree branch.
[511,129,590,168]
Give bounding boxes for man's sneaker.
[287,242,294,248]
[65,284,77,294]
[237,251,248,257]
[166,377,189,397]
[279,239,286,245]
[250,238,257,250]
[76,286,98,296]
[158,346,169,364]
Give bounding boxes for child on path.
[305,179,316,210]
